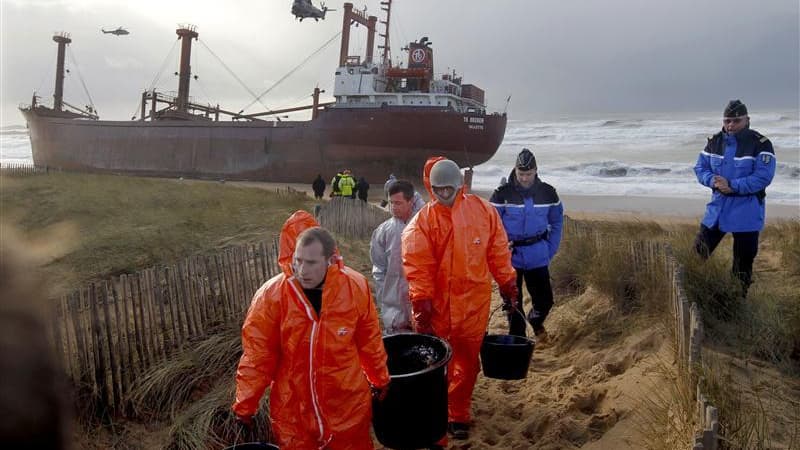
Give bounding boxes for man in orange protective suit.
[401,157,519,441]
[233,210,390,449]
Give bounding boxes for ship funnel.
[175,25,199,113]
[52,32,72,111]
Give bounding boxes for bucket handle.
[487,304,531,339]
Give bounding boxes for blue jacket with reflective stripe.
[490,172,564,269]
[694,128,776,232]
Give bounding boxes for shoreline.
[556,193,799,222]
[229,180,799,222]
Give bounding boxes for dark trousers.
[693,224,759,294]
[507,266,553,336]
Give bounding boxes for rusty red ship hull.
[22,106,506,182]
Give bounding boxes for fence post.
[100,282,121,411]
[88,284,110,411]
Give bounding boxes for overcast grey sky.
[1,0,798,126]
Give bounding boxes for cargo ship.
[19,1,507,182]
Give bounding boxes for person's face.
[293,240,331,288]
[723,116,749,134]
[515,167,537,188]
[432,185,457,206]
[389,192,413,221]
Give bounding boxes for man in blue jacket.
[490,148,563,338]
[693,100,776,296]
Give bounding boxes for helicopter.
[291,0,334,21]
[101,27,129,36]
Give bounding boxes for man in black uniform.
[311,174,325,200]
[490,149,564,338]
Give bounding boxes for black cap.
[516,148,537,170]
[724,100,748,118]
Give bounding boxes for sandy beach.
[559,194,798,222]
[230,180,799,222]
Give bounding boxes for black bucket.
[480,306,535,380]
[481,333,535,380]
[223,443,279,450]
[372,333,453,449]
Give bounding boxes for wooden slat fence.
[667,249,719,450]
[50,239,280,414]
[316,196,390,239]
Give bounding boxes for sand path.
[374,288,672,449]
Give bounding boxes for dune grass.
[668,228,800,371]
[0,172,315,296]
[552,218,672,316]
[129,328,243,421]
[766,221,800,276]
[550,218,800,448]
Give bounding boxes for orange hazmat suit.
[233,211,390,449]
[401,157,516,424]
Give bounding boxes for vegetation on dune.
[129,329,272,449]
[765,220,800,276]
[0,173,315,295]
[549,218,800,448]
[552,219,672,314]
[129,328,242,421]
[669,228,800,370]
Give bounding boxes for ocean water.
[2,111,798,206]
[473,111,800,207]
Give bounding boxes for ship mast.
[52,32,72,112]
[176,25,199,113]
[379,0,392,66]
[338,3,378,66]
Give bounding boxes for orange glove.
[412,299,434,334]
[499,281,519,311]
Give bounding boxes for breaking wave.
[0,125,28,136]
[777,162,800,179]
[557,161,685,178]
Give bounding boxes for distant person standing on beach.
[402,157,517,441]
[693,100,776,296]
[356,176,370,202]
[370,180,423,334]
[339,169,357,199]
[490,148,563,339]
[330,170,343,197]
[312,174,325,200]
